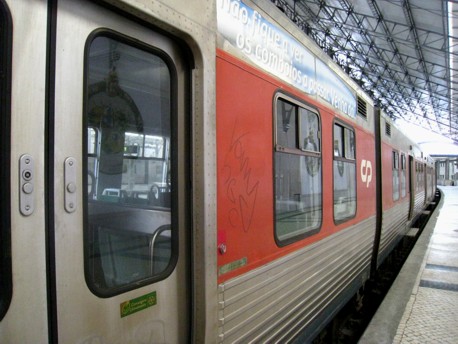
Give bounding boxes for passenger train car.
[0,0,436,342]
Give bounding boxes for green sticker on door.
[120,291,157,318]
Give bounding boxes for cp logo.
[361,159,373,188]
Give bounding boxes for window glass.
[144,135,164,158]
[84,35,174,296]
[333,122,356,222]
[300,107,320,152]
[416,162,421,192]
[276,100,297,150]
[88,127,98,155]
[334,124,343,157]
[419,163,424,190]
[393,151,400,201]
[123,133,164,158]
[0,0,12,319]
[275,97,322,244]
[344,128,355,159]
[401,154,406,198]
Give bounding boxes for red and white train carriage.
[0,0,435,343]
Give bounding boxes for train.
[0,0,436,343]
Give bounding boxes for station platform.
[360,186,458,344]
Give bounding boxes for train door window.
[401,154,406,198]
[421,163,425,190]
[416,162,421,192]
[0,0,12,319]
[84,33,176,296]
[333,122,356,222]
[274,96,322,245]
[392,151,400,201]
[427,166,432,195]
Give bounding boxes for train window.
[84,33,176,296]
[392,151,400,201]
[0,0,12,319]
[274,96,322,245]
[299,107,320,153]
[420,163,425,190]
[401,154,406,198]
[333,122,356,222]
[418,163,422,191]
[415,161,422,192]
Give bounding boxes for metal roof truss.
[273,0,457,142]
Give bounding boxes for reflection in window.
[300,108,320,153]
[333,122,356,222]
[88,127,98,155]
[84,34,174,296]
[275,97,322,244]
[124,132,164,158]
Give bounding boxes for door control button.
[19,154,34,216]
[22,182,34,194]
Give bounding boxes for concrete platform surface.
[360,186,458,344]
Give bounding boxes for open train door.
[51,0,190,342]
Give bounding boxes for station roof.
[274,0,458,142]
